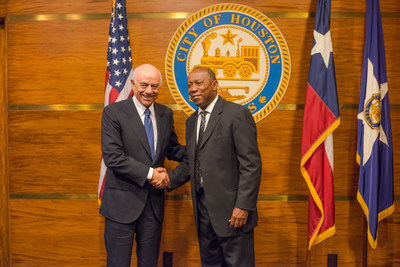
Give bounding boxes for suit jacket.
[169,97,262,237]
[100,97,185,224]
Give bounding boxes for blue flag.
[356,0,394,249]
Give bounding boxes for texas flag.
[356,0,394,249]
[300,0,340,250]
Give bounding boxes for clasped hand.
[150,167,170,189]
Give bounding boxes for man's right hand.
[150,167,170,189]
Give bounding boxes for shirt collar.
[198,95,219,115]
[132,95,155,117]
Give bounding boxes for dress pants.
[104,194,162,267]
[196,188,255,267]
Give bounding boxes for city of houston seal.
[166,3,291,122]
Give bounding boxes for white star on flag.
[357,59,389,165]
[311,30,333,68]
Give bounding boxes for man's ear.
[213,80,218,92]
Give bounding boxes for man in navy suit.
[100,64,185,267]
[169,67,262,267]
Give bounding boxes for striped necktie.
[194,111,207,191]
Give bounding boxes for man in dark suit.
[169,67,262,266]
[100,64,185,267]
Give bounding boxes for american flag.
[98,0,134,203]
[356,0,394,249]
[300,0,340,250]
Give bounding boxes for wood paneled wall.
[4,0,400,266]
[1,0,10,265]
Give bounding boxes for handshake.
[150,167,170,190]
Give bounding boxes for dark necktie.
[144,109,154,160]
[194,111,207,191]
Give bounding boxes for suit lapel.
[187,112,198,160]
[199,97,223,148]
[154,103,165,161]
[123,98,153,160]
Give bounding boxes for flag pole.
[362,216,368,267]
[306,247,311,267]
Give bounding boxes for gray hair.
[191,66,216,82]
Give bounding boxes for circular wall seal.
[165,3,291,122]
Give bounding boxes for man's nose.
[144,85,153,93]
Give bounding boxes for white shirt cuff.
[147,167,154,180]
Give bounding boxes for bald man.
[100,64,185,267]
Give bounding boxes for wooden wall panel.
[307,201,400,266]
[383,18,400,102]
[8,110,187,194]
[2,0,332,15]
[10,199,400,266]
[10,199,106,266]
[255,109,400,196]
[0,1,10,264]
[7,20,108,105]
[10,108,399,196]
[160,200,200,267]
[7,17,400,105]
[7,108,400,204]
[0,0,6,17]
[8,111,102,193]
[6,0,400,14]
